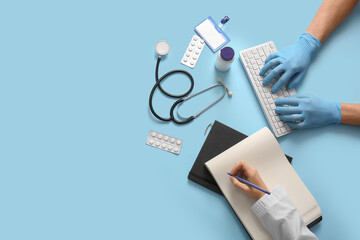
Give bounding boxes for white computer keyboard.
[239,41,296,137]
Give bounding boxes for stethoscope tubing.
[149,57,194,122]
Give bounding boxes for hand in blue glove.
[259,33,322,93]
[275,94,341,129]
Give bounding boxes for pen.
[227,172,271,195]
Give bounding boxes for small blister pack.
[181,35,205,68]
[146,130,183,155]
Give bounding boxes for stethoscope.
[149,40,232,124]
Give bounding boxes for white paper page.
[205,127,321,240]
[195,19,226,50]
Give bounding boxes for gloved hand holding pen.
[260,33,322,93]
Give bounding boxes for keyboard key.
[258,48,264,57]
[289,89,296,96]
[281,127,287,133]
[278,121,284,127]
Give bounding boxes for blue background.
[1,0,359,239]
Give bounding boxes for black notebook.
[188,120,292,195]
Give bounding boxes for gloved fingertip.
[287,82,297,90]
[286,122,297,129]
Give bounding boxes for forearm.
[251,186,318,240]
[306,0,359,43]
[340,103,360,125]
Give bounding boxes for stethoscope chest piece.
[155,41,170,56]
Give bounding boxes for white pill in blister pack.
[146,130,183,155]
[181,35,205,69]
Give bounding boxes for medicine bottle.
[215,46,235,72]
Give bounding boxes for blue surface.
[0,1,359,239]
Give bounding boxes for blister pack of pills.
[181,35,205,68]
[146,130,183,155]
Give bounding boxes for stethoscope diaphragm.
[155,41,170,56]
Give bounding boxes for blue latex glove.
[260,33,322,93]
[275,94,341,129]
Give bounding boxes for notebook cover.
[188,121,321,230]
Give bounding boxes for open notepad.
[205,127,322,240]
